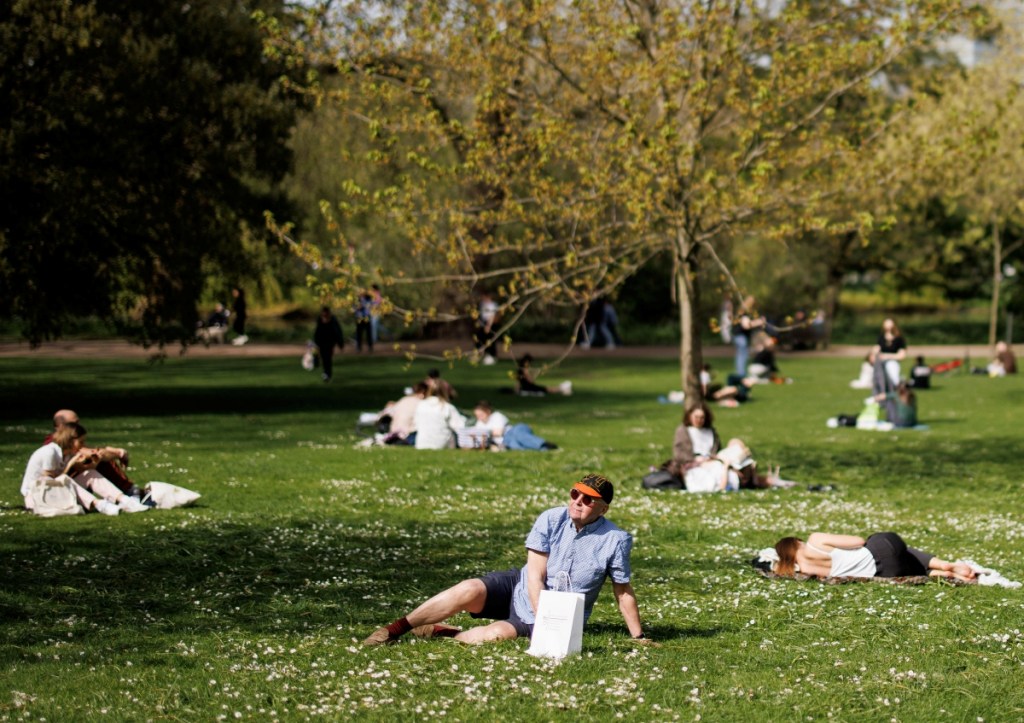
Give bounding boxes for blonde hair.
[51,422,86,452]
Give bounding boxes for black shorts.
[471,568,533,638]
[865,532,932,577]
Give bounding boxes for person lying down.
[753,532,1021,587]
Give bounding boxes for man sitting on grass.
[47,410,146,499]
[362,474,651,646]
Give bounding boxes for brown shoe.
[361,626,398,647]
[410,624,461,639]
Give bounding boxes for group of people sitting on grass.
[366,368,558,451]
[21,410,154,517]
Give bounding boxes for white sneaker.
[118,496,151,513]
[559,380,573,396]
[232,334,249,346]
[95,500,120,516]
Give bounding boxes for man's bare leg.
[363,579,488,646]
[453,620,517,645]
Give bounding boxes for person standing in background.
[354,290,374,353]
[231,286,248,346]
[474,291,500,364]
[370,284,383,344]
[731,296,766,377]
[871,317,907,394]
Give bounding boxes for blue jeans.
[733,334,749,377]
[503,424,547,451]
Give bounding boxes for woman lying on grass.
[772,532,977,582]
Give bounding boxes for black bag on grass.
[642,469,684,490]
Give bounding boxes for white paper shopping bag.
[526,572,586,659]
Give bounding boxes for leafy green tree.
[267,0,965,398]
[885,7,1024,344]
[0,0,302,345]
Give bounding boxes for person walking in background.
[871,317,907,395]
[354,290,374,353]
[731,296,766,377]
[314,306,345,382]
[580,297,605,349]
[601,298,622,349]
[369,284,383,344]
[474,291,500,364]
[231,286,248,346]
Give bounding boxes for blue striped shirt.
[512,506,633,624]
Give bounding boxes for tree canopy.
[0,0,303,345]
[267,0,969,397]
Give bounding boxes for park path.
[0,338,1000,361]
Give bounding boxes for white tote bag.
[526,573,585,659]
[145,481,201,509]
[31,474,84,517]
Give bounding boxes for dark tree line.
[0,0,303,345]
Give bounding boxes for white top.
[414,397,467,449]
[808,542,877,578]
[22,442,64,498]
[687,427,716,458]
[684,460,739,493]
[474,410,510,444]
[479,299,499,324]
[387,394,422,437]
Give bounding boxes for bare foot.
[950,562,977,581]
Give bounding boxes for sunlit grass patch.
[0,355,1021,720]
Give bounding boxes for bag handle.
[553,570,573,592]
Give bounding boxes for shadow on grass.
[0,512,529,659]
[586,621,723,643]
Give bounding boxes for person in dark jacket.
[231,286,248,345]
[314,306,345,382]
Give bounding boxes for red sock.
[385,617,413,638]
[433,625,459,638]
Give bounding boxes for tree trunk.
[989,217,1002,347]
[821,280,841,350]
[675,230,703,404]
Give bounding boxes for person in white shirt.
[771,532,976,581]
[414,386,467,450]
[463,401,557,451]
[380,382,427,444]
[21,422,129,515]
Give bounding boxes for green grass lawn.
[1,354,1022,722]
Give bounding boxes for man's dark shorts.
[472,568,533,638]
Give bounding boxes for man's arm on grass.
[526,549,548,615]
[612,581,645,639]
